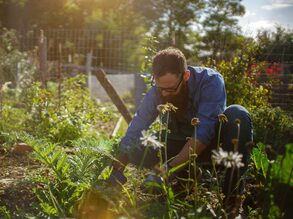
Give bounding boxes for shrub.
[20,75,112,144]
[249,106,293,149]
[212,56,270,109]
[1,75,115,145]
[0,28,36,87]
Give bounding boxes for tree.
[201,0,245,61]
[133,0,205,57]
[256,26,293,63]
[0,0,99,29]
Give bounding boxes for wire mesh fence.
[17,29,146,79]
[1,28,293,115]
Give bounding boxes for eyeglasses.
[151,74,184,92]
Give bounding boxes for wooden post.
[94,69,132,124]
[39,30,47,88]
[85,51,93,94]
[58,43,62,108]
[0,84,2,120]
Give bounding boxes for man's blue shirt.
[120,66,227,152]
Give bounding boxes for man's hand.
[169,138,207,168]
[154,162,180,183]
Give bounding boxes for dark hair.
[152,47,187,77]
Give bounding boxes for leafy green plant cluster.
[212,55,270,109]
[23,136,113,218]
[206,47,292,148]
[0,75,115,145]
[250,106,293,148]
[23,76,98,144]
[0,28,36,87]
[249,143,293,218]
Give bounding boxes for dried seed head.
[235,118,241,125]
[218,114,228,123]
[157,104,165,113]
[157,103,177,114]
[231,138,239,146]
[190,153,198,159]
[191,117,200,126]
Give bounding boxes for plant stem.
[234,123,240,152]
[139,146,149,170]
[158,113,163,166]
[164,111,170,184]
[193,125,198,210]
[217,122,223,150]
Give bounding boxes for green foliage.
[140,36,159,89]
[0,103,27,133]
[24,136,113,218]
[210,53,270,109]
[250,143,293,218]
[0,28,36,86]
[15,75,111,144]
[256,26,293,62]
[201,0,246,61]
[251,143,270,178]
[250,106,293,147]
[0,206,11,219]
[271,144,293,186]
[0,74,116,145]
[0,131,18,149]
[134,0,205,54]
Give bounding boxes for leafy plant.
[249,143,293,218]
[24,136,114,218]
[0,28,36,86]
[250,106,293,149]
[211,55,270,109]
[17,75,114,144]
[0,206,11,219]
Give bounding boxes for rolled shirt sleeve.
[119,87,159,152]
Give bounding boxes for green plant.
[250,106,293,149]
[140,36,159,89]
[210,55,270,110]
[0,28,36,86]
[249,143,293,218]
[23,136,114,218]
[18,75,113,144]
[0,206,11,219]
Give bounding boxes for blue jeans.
[126,105,253,195]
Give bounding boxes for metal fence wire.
[18,29,145,77]
[5,29,293,116]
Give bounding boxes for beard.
[158,81,189,121]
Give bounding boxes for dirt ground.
[0,148,41,216]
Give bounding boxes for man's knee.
[221,105,253,152]
[224,105,251,122]
[223,105,253,136]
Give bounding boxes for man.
[108,47,253,211]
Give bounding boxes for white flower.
[211,148,228,164]
[140,130,163,149]
[212,148,244,168]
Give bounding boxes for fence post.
[39,30,47,88]
[58,43,62,108]
[94,69,132,124]
[0,84,2,121]
[85,51,93,95]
